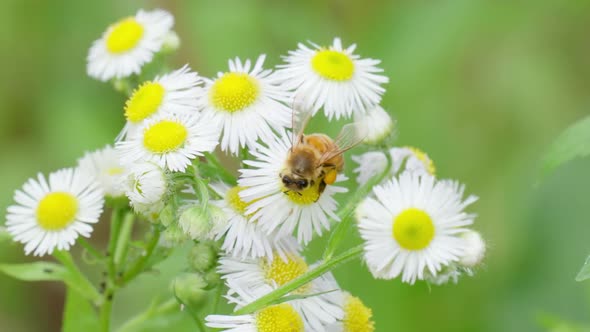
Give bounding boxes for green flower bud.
[203,268,221,289]
[188,242,218,272]
[173,273,208,309]
[159,203,176,227]
[179,204,226,241]
[161,222,190,247]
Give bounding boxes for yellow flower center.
[143,120,188,153]
[124,82,166,123]
[255,304,304,332]
[393,208,435,250]
[407,147,436,175]
[282,181,320,205]
[210,73,259,112]
[106,17,144,54]
[36,192,78,230]
[343,295,375,332]
[107,167,124,176]
[311,49,354,81]
[263,254,311,294]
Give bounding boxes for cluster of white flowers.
[3,8,486,332]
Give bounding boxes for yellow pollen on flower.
[36,192,78,230]
[311,49,354,81]
[106,17,144,54]
[393,208,435,250]
[263,254,311,294]
[407,147,436,175]
[107,167,124,176]
[343,295,375,332]
[143,120,188,153]
[124,82,166,123]
[226,186,260,218]
[255,304,304,332]
[210,73,259,112]
[283,181,320,205]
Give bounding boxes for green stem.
[116,298,178,332]
[120,228,162,285]
[78,238,104,262]
[52,250,102,304]
[107,208,124,279]
[99,294,113,332]
[114,212,135,268]
[233,245,364,315]
[322,155,392,261]
[211,283,223,315]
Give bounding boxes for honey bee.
[280,102,363,199]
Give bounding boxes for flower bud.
[179,204,226,241]
[188,242,218,272]
[354,105,396,145]
[161,223,190,247]
[161,31,180,53]
[203,268,221,289]
[172,273,208,309]
[159,203,176,227]
[459,230,486,267]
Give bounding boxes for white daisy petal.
[275,37,389,120]
[197,55,291,155]
[357,172,478,284]
[5,168,104,256]
[87,9,174,81]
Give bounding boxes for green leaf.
[62,289,100,332]
[0,262,68,282]
[575,255,590,282]
[539,115,590,181]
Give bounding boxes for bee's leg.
[318,181,327,195]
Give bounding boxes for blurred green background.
[1,0,590,331]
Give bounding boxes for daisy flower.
[238,132,347,244]
[354,105,396,145]
[5,168,104,256]
[197,55,291,155]
[352,151,389,186]
[357,172,478,284]
[116,113,219,172]
[123,162,168,217]
[77,145,126,197]
[118,65,202,140]
[87,9,174,81]
[327,292,375,332]
[275,37,389,120]
[210,183,299,260]
[218,249,343,331]
[206,303,306,332]
[390,146,435,176]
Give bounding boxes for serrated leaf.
[539,115,590,181]
[0,262,68,282]
[62,289,99,332]
[575,256,590,282]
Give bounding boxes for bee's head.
[281,174,310,191]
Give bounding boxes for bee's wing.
[318,122,365,165]
[291,93,314,147]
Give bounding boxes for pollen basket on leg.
[36,192,79,230]
[143,120,188,153]
[255,304,304,332]
[210,73,259,112]
[106,17,144,54]
[311,49,355,81]
[392,208,435,250]
[125,82,165,122]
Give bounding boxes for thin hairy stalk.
[114,211,135,268]
[116,298,178,332]
[52,250,102,304]
[120,228,162,285]
[322,153,392,260]
[233,245,364,315]
[77,238,104,262]
[107,208,124,279]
